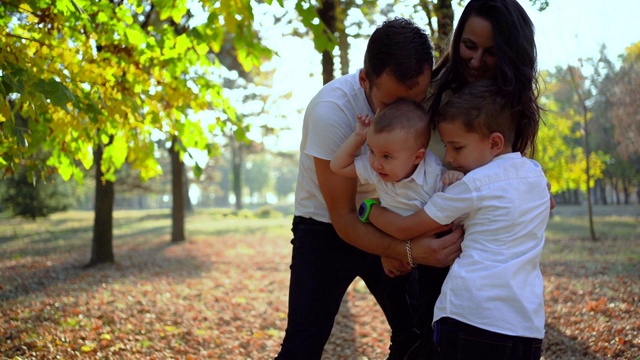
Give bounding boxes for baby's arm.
[442,170,464,186]
[369,205,445,241]
[330,114,372,177]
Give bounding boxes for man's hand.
[410,227,463,267]
[381,256,412,277]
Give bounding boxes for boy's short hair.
[371,99,431,149]
[434,80,515,147]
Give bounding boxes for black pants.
[276,217,416,359]
[416,265,449,360]
[433,317,543,360]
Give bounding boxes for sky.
[247,0,640,152]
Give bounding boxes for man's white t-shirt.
[424,152,550,339]
[354,150,446,216]
[294,71,377,223]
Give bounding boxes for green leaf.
[175,34,192,55]
[193,163,203,179]
[35,79,75,109]
[126,27,147,47]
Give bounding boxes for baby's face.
[366,129,424,183]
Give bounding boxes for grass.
[0,207,293,262]
[543,204,640,277]
[1,204,638,359]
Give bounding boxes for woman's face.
[459,16,497,83]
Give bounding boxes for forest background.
[0,0,639,358]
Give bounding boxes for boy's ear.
[489,132,504,155]
[414,148,426,164]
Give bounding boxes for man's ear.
[489,132,504,155]
[359,69,369,90]
[414,148,426,164]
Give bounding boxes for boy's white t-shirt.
[294,71,377,223]
[425,152,550,339]
[354,150,446,216]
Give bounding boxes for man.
[276,18,463,360]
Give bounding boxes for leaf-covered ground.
[1,212,639,359]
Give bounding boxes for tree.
[610,42,640,161]
[583,45,638,205]
[245,153,272,204]
[1,0,278,265]
[537,69,606,206]
[273,151,299,202]
[566,65,597,241]
[0,168,75,219]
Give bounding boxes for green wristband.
[358,198,379,223]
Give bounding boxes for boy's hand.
[442,170,464,186]
[355,114,373,139]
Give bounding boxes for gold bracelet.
[406,240,416,268]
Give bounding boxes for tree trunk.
[170,136,186,243]
[318,0,336,85]
[230,136,243,210]
[88,140,115,267]
[570,189,578,204]
[612,178,620,205]
[337,15,349,76]
[183,166,193,212]
[596,178,607,205]
[568,69,596,241]
[622,177,630,205]
[434,0,453,57]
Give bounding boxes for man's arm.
[315,157,461,268]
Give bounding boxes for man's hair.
[372,99,431,149]
[429,0,541,157]
[434,80,518,150]
[364,18,434,90]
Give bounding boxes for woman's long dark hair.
[429,0,542,157]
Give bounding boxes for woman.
[428,0,541,159]
[417,1,544,359]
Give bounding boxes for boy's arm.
[368,204,446,241]
[329,114,372,177]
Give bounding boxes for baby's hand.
[442,170,464,186]
[355,114,373,138]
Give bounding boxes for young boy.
[368,81,550,359]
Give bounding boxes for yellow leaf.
[100,333,112,340]
[19,3,32,12]
[164,325,177,333]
